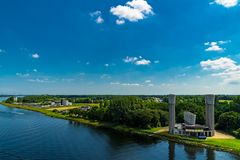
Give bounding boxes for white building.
[61,100,72,106]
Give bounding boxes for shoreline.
[1,102,240,156]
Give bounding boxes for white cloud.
[90,11,104,24]
[121,83,141,86]
[123,56,151,65]
[145,80,151,83]
[27,78,54,83]
[105,64,109,67]
[200,57,236,70]
[33,69,38,72]
[205,45,224,52]
[154,60,160,64]
[110,0,154,25]
[218,40,231,44]
[123,56,138,63]
[211,0,238,8]
[135,59,151,65]
[96,16,104,24]
[32,53,40,59]
[110,82,142,86]
[204,41,229,52]
[110,82,120,85]
[200,57,240,85]
[16,73,30,78]
[116,19,125,25]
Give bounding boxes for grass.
[46,103,99,111]
[72,103,99,107]
[204,139,240,152]
[47,106,80,111]
[218,100,233,104]
[1,102,240,156]
[142,127,162,133]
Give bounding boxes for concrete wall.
[169,94,176,134]
[205,94,215,135]
[184,111,196,125]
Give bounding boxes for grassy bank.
[1,102,240,156]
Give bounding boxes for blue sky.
[0,0,240,95]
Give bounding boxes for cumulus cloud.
[211,0,238,8]
[90,11,104,24]
[200,57,236,70]
[200,57,240,85]
[123,56,151,65]
[32,53,40,59]
[135,59,151,65]
[204,41,230,52]
[110,0,154,24]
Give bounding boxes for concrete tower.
[169,94,176,134]
[205,94,215,136]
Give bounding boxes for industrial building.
[168,94,215,137]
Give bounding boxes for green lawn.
[72,103,99,107]
[204,139,240,152]
[46,103,99,111]
[218,100,233,104]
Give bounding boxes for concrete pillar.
[169,94,176,134]
[205,94,215,136]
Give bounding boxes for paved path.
[154,128,235,139]
[209,130,235,139]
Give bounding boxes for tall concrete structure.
[205,94,215,136]
[168,94,176,134]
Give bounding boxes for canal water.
[0,98,239,160]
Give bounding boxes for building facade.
[168,94,215,138]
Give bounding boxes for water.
[0,98,239,160]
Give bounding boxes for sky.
[0,0,240,95]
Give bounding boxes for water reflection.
[168,141,175,160]
[207,150,215,160]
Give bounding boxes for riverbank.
[1,102,240,156]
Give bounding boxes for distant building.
[61,100,72,106]
[152,97,163,103]
[13,97,18,102]
[80,106,91,111]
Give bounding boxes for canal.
[0,99,239,160]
